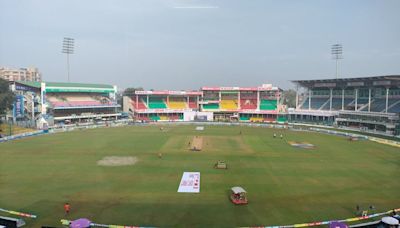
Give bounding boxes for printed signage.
[177,172,200,193]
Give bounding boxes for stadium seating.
[277,116,287,122]
[168,97,187,109]
[149,113,160,121]
[250,117,264,122]
[137,116,150,121]
[47,94,115,108]
[239,115,250,121]
[188,101,197,109]
[240,99,257,109]
[169,114,180,120]
[369,98,400,112]
[300,96,400,113]
[310,98,329,110]
[144,113,184,121]
[260,100,277,110]
[301,97,358,110]
[203,103,219,109]
[148,97,167,109]
[330,98,354,110]
[389,103,400,113]
[220,100,238,110]
[264,117,276,122]
[135,99,147,109]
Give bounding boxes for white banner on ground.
[177,172,200,193]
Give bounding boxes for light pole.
[62,37,74,82]
[331,44,343,79]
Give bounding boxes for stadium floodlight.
[331,44,343,79]
[62,37,75,82]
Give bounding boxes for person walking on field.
[64,202,70,215]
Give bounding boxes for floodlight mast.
[62,37,75,82]
[331,44,343,79]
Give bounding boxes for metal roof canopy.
[15,81,114,89]
[292,75,400,88]
[231,186,246,194]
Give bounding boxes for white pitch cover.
[177,172,200,193]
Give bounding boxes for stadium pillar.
[295,86,299,110]
[308,89,312,110]
[147,95,149,107]
[276,91,279,110]
[355,89,358,111]
[31,94,35,121]
[385,88,389,113]
[40,82,46,115]
[329,88,333,111]
[238,91,241,109]
[257,90,260,110]
[342,88,345,111]
[368,88,371,112]
[136,95,138,109]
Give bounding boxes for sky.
[0,0,399,90]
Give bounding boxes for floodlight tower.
[62,37,75,82]
[331,44,343,79]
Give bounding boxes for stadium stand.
[240,92,258,110]
[134,98,147,109]
[240,99,257,109]
[12,81,120,127]
[148,97,167,109]
[128,85,282,123]
[47,94,114,108]
[128,91,201,122]
[250,117,265,122]
[200,85,282,122]
[188,97,198,109]
[260,100,277,110]
[203,103,220,109]
[292,75,400,136]
[168,97,187,109]
[220,99,238,110]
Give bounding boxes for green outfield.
[0,125,399,227]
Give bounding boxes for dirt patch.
[97,156,138,166]
[204,136,253,153]
[190,136,203,151]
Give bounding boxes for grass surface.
[0,125,399,227]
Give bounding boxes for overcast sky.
[0,0,399,90]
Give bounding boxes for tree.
[282,89,296,108]
[123,87,144,97]
[0,78,15,116]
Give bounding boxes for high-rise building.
[0,67,42,82]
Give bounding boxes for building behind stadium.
[0,67,42,82]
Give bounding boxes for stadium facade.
[10,81,120,127]
[7,75,400,137]
[291,75,400,135]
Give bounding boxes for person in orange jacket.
[64,202,70,215]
